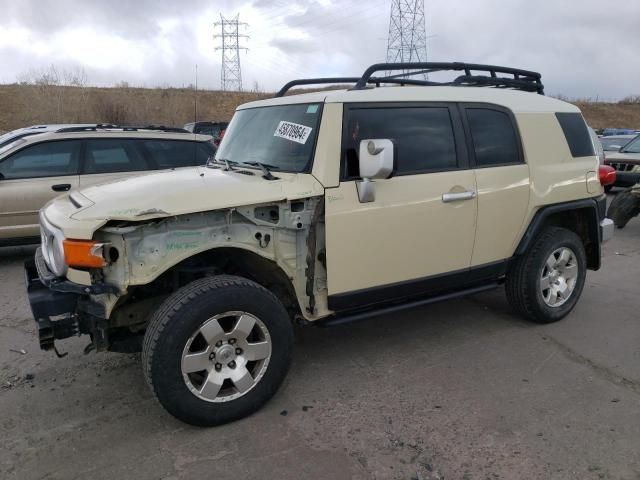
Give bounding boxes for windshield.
[621,135,640,153]
[600,137,631,151]
[214,103,323,173]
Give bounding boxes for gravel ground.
[1,210,639,480]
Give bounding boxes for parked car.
[0,126,214,245]
[601,128,638,137]
[604,134,640,188]
[600,134,637,152]
[184,121,228,146]
[0,124,97,149]
[26,62,614,426]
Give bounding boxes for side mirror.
[356,139,394,203]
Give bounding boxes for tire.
[142,275,294,426]
[506,226,587,324]
[607,188,640,229]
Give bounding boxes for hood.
[605,152,640,164]
[69,166,325,222]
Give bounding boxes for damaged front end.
[25,248,121,355]
[27,194,330,355]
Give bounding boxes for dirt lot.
[1,204,639,480]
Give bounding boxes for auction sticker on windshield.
[274,121,313,144]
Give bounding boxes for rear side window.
[465,108,521,167]
[0,140,80,179]
[555,112,595,157]
[84,139,148,174]
[343,106,458,178]
[141,140,215,168]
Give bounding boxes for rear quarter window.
[555,112,595,157]
[141,140,214,168]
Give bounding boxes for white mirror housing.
[358,139,394,179]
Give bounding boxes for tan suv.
[25,62,615,426]
[0,126,214,244]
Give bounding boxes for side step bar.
[318,283,500,328]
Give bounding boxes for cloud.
[0,0,638,99]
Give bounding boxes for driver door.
[324,103,478,310]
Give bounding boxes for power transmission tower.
[385,0,428,75]
[214,14,248,91]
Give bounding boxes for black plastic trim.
[514,198,602,270]
[328,260,509,312]
[321,283,499,328]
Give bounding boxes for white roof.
[239,86,579,114]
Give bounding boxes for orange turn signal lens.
[63,239,106,268]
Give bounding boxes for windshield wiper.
[207,157,235,171]
[240,161,279,180]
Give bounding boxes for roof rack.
[274,62,544,98]
[55,124,189,134]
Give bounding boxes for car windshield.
[213,103,323,173]
[621,135,640,153]
[600,137,631,151]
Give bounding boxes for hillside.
[1,84,639,133]
[0,84,267,132]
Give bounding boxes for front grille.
[609,162,636,172]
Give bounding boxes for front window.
[621,135,640,154]
[0,140,80,179]
[214,103,323,173]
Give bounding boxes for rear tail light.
[599,165,616,186]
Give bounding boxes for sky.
[0,0,638,100]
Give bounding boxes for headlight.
[40,212,68,277]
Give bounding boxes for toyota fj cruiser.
[25,62,615,426]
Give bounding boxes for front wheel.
[142,275,294,426]
[506,226,587,323]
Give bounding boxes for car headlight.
[40,212,68,277]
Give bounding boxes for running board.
[318,283,500,328]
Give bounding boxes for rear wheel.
[142,275,294,426]
[506,227,586,323]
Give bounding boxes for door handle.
[51,184,71,192]
[442,190,476,203]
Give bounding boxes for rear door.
[460,104,530,267]
[78,138,152,188]
[0,140,81,239]
[324,103,478,310]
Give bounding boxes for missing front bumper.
[25,258,80,351]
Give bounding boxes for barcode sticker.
[273,121,313,144]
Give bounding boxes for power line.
[386,0,428,77]
[214,14,249,91]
